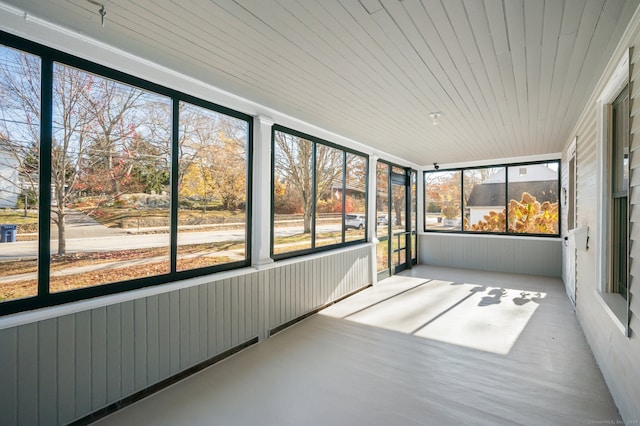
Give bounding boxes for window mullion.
[38,56,53,300]
[170,99,179,273]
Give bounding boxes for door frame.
[375,161,416,279]
[563,137,577,306]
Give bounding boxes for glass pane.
[506,163,558,234]
[315,144,343,247]
[273,130,312,254]
[391,183,405,232]
[411,170,417,232]
[345,153,367,242]
[613,87,629,194]
[424,170,461,230]
[392,166,405,175]
[612,197,628,299]
[0,46,40,302]
[376,162,389,238]
[464,167,505,232]
[376,240,389,273]
[399,247,406,266]
[177,102,248,270]
[50,63,172,293]
[411,170,417,260]
[411,234,416,262]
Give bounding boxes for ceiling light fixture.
[430,112,441,126]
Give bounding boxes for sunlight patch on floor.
[320,278,546,355]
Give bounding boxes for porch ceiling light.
[430,112,441,126]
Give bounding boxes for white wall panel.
[566,8,640,422]
[419,234,562,277]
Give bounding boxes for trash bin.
[0,224,17,243]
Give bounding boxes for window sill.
[594,290,629,337]
[419,232,562,242]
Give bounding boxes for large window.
[0,46,40,301]
[272,126,367,258]
[424,161,560,236]
[0,35,251,315]
[610,85,629,300]
[177,102,249,271]
[424,170,462,231]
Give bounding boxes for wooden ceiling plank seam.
[318,0,438,108]
[312,1,450,139]
[553,0,627,154]
[380,12,480,155]
[370,6,460,114]
[409,0,479,118]
[483,0,510,54]
[232,0,387,113]
[283,0,425,126]
[541,22,580,150]
[209,1,406,122]
[462,0,508,146]
[228,0,381,112]
[444,0,505,139]
[399,0,489,145]
[379,0,491,152]
[109,1,275,87]
[2,0,476,163]
[548,0,605,148]
[5,0,639,165]
[79,8,262,97]
[486,0,523,153]
[542,0,586,149]
[378,0,464,114]
[219,0,405,131]
[524,0,543,149]
[322,0,459,148]
[396,0,479,132]
[536,0,563,148]
[482,0,520,149]
[337,0,449,118]
[463,0,514,142]
[342,0,480,150]
[131,1,395,145]
[432,0,506,146]
[504,0,529,153]
[292,1,410,108]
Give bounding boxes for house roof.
[466,181,558,207]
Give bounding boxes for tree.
[426,172,462,219]
[274,131,343,234]
[469,192,558,234]
[178,106,247,212]
[0,50,41,214]
[273,132,313,233]
[0,49,153,255]
[211,119,247,210]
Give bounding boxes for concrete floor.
[95,265,620,425]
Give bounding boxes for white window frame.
[595,50,630,336]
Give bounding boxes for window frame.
[270,124,368,260]
[0,31,253,316]
[595,50,631,337]
[423,159,561,237]
[610,85,630,301]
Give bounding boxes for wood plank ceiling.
[2,0,638,165]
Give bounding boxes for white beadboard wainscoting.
[0,244,372,425]
[419,233,562,277]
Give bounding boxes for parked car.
[345,214,365,229]
[377,214,388,225]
